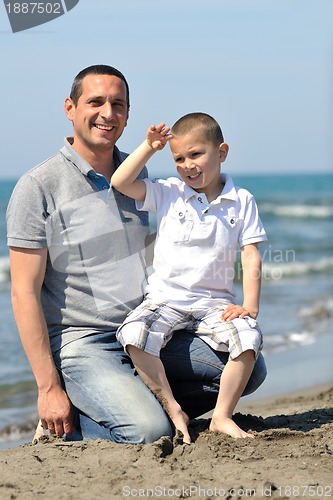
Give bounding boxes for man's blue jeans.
[54,330,266,444]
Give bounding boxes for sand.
[0,383,332,500]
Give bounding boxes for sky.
[0,0,332,180]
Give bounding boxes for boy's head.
[169,112,229,201]
[171,112,224,145]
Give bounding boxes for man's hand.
[38,386,74,437]
[147,122,171,150]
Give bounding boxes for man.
[6,65,267,443]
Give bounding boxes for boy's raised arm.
[111,122,171,201]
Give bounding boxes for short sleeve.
[6,174,49,248]
[238,191,267,248]
[135,178,165,213]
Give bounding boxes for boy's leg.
[116,301,193,442]
[53,331,173,444]
[209,350,256,438]
[127,346,191,443]
[192,308,262,436]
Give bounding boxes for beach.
[1,173,332,498]
[1,334,333,500]
[0,381,332,499]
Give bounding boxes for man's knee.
[130,415,173,444]
[77,410,173,444]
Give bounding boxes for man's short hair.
[70,64,130,108]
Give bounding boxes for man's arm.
[10,247,73,436]
[222,243,262,321]
[111,122,170,201]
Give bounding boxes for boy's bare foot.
[209,415,254,439]
[169,407,191,444]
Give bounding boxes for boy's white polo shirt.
[137,173,267,308]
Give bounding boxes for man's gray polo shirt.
[6,138,149,352]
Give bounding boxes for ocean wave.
[0,256,10,284]
[0,415,37,445]
[263,298,332,354]
[260,203,333,219]
[0,380,37,445]
[2,253,332,284]
[298,297,333,320]
[262,256,333,280]
[263,330,316,353]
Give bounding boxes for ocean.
[1,172,333,448]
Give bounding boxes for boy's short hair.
[70,64,130,108]
[171,112,224,144]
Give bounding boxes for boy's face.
[169,129,229,198]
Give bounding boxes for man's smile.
[94,124,114,131]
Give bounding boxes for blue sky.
[0,0,332,180]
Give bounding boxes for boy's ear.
[219,142,229,162]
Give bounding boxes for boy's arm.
[222,243,262,321]
[240,243,262,318]
[111,123,171,201]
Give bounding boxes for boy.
[111,113,267,442]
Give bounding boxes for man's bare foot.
[209,415,254,439]
[32,419,45,443]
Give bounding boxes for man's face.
[65,74,129,156]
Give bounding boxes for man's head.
[169,112,229,200]
[70,65,130,109]
[64,65,130,161]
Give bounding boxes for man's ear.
[64,97,75,122]
[124,107,130,128]
[219,142,229,162]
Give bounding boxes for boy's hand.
[147,122,171,151]
[221,304,257,322]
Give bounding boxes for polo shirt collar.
[183,173,237,202]
[60,137,122,176]
[219,173,238,201]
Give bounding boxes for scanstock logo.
[4,0,79,33]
